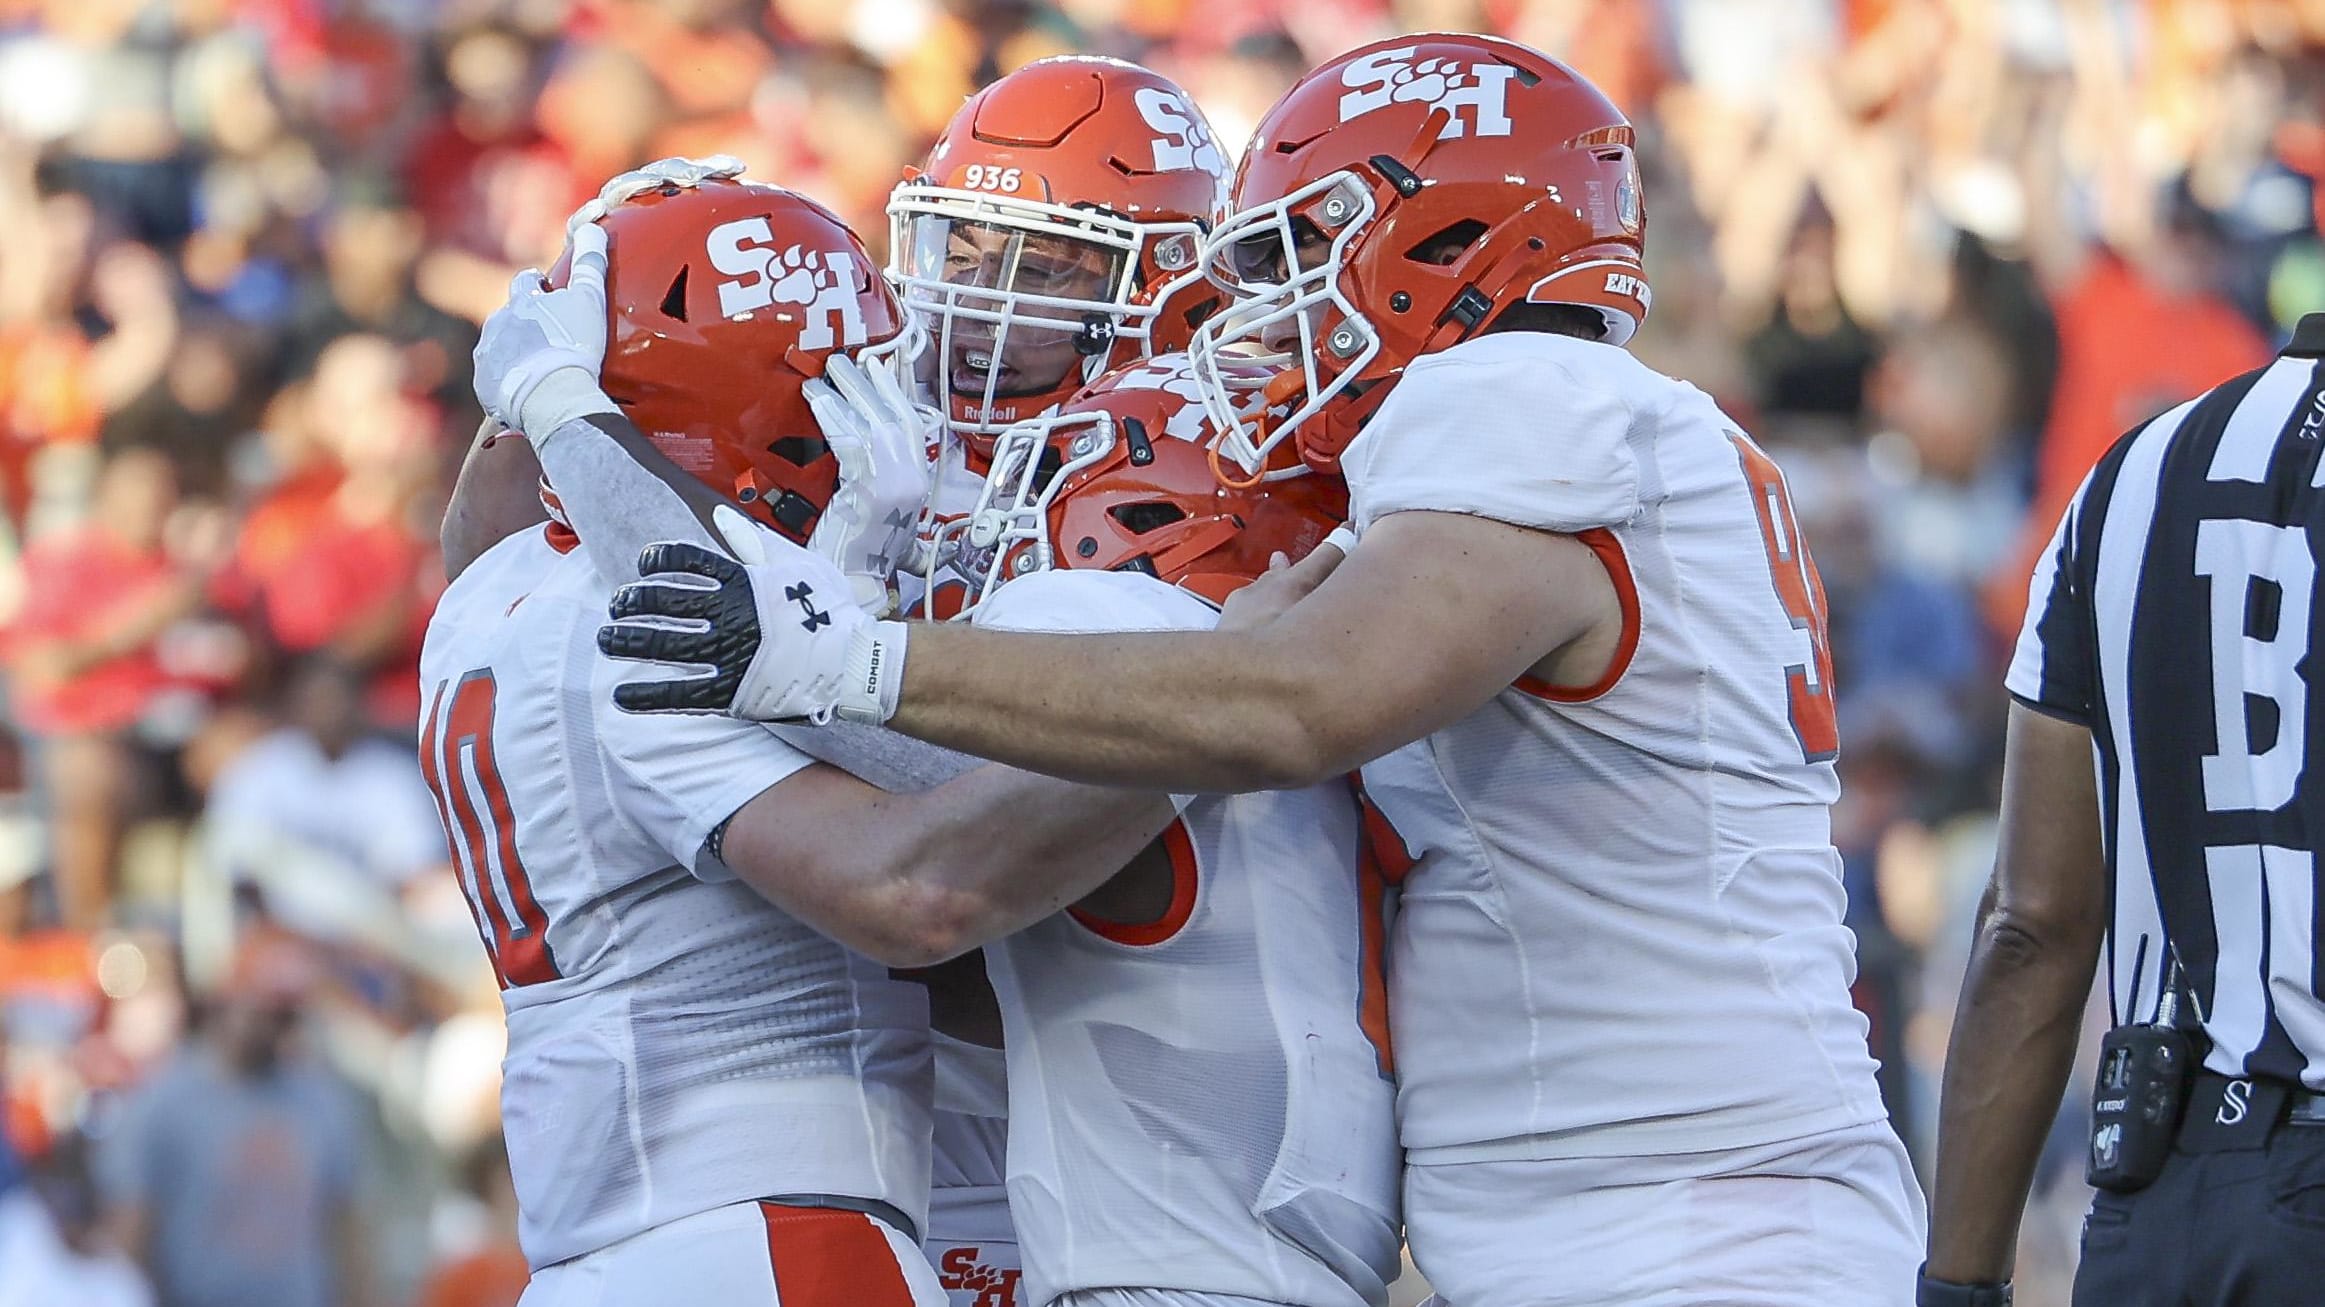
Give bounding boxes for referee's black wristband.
[1916,1266,2012,1307]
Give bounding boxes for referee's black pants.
[2073,1075,2325,1306]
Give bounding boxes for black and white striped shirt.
[2010,311,2325,1091]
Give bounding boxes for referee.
[1920,314,2325,1307]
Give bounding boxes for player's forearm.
[1925,883,2100,1282]
[442,420,547,580]
[890,621,1353,792]
[721,762,1173,967]
[528,397,728,581]
[880,768,1176,963]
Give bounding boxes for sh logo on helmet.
[1337,47,1516,140]
[1135,87,1227,178]
[705,219,869,350]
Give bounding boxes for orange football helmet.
[917,355,1345,617]
[551,178,910,543]
[1189,34,1647,478]
[888,56,1232,449]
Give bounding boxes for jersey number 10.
[1730,434,1840,763]
[421,670,560,989]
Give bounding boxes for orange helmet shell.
[552,179,907,543]
[956,356,1345,612]
[891,56,1232,446]
[1193,34,1646,477]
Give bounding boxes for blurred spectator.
[100,323,257,501]
[6,447,225,929]
[0,1131,154,1307]
[97,929,369,1307]
[217,335,444,726]
[285,186,482,415]
[0,170,178,525]
[1746,201,1882,420]
[415,1138,527,1307]
[1863,316,2028,595]
[204,655,448,942]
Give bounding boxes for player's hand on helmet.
[563,154,747,239]
[1217,525,1354,632]
[601,504,908,724]
[473,223,613,437]
[804,354,938,616]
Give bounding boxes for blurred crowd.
[0,1,2318,1304]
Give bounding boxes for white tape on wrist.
[519,369,619,447]
[832,619,908,725]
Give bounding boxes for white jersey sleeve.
[593,657,815,882]
[1341,332,1643,535]
[970,567,1218,635]
[2004,468,2102,725]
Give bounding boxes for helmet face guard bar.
[913,410,1120,619]
[889,186,1205,436]
[1188,170,1379,477]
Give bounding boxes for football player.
[887,53,1229,618]
[902,371,1399,1307]
[468,161,1404,1306]
[423,177,1181,1307]
[598,35,1926,1307]
[887,60,1234,1305]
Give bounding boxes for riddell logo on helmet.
[705,219,868,350]
[1337,48,1516,140]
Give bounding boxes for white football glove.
[601,505,908,725]
[564,155,748,239]
[472,223,614,438]
[804,354,938,616]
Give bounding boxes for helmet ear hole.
[768,436,827,467]
[659,267,691,322]
[1405,219,1489,266]
[1111,501,1188,535]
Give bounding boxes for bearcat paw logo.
[1388,56,1477,107]
[765,247,833,308]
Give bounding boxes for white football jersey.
[1340,332,1887,1164]
[972,569,1403,1307]
[927,1034,1022,1307]
[417,528,933,1269]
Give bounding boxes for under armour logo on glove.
[600,504,908,724]
[785,582,831,631]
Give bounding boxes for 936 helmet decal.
[707,219,869,349]
[1336,47,1516,140]
[1135,87,1228,178]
